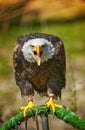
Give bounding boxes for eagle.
[13,33,66,116]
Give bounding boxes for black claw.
[53,112,56,117]
[63,105,67,109]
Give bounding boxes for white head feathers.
[21,38,55,63]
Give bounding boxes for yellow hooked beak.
[33,45,43,66]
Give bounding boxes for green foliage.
[0,105,85,130]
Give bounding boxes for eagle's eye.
[30,45,34,49]
[42,44,47,48]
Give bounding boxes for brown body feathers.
[13,33,66,98]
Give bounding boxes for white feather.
[27,38,46,46]
[21,38,55,63]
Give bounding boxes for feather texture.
[13,33,66,98]
[21,38,55,63]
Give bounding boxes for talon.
[46,97,63,113]
[20,100,35,117]
[55,103,63,108]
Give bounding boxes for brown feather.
[13,33,66,98]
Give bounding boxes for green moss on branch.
[0,105,85,130]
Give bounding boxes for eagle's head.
[22,38,55,66]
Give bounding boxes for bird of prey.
[13,33,66,117]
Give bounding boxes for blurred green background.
[0,0,85,129]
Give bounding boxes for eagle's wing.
[46,35,66,98]
[13,33,66,98]
[13,42,34,96]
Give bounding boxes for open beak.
[33,45,43,66]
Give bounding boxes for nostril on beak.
[33,51,37,55]
[33,50,43,56]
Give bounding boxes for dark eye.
[42,44,47,50]
[33,51,37,55]
[30,45,34,48]
[42,44,46,48]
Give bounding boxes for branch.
[0,105,85,130]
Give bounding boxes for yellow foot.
[20,100,35,117]
[46,97,63,113]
